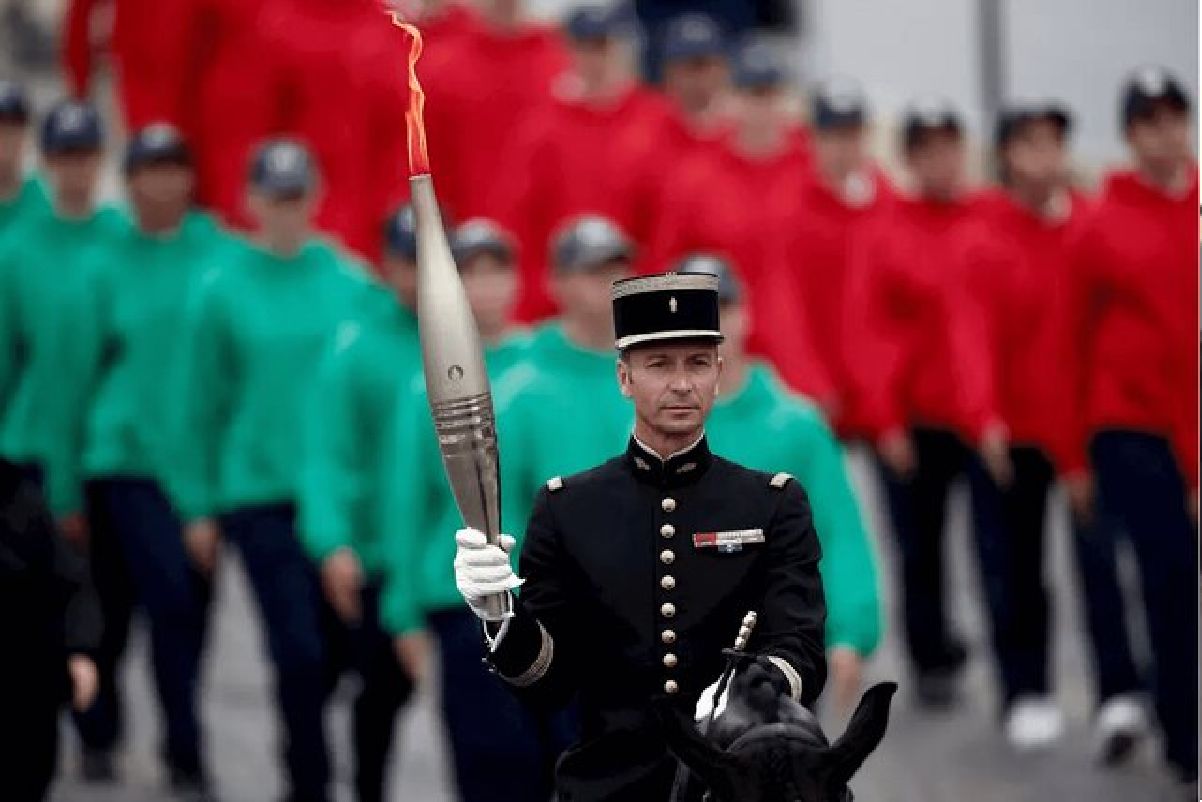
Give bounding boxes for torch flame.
[389,12,430,176]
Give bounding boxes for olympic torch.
[411,176,508,620]
[390,14,507,619]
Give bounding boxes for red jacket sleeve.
[954,226,1006,443]
[841,218,906,440]
[753,255,836,407]
[62,0,102,98]
[1058,222,1100,477]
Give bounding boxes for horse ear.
[653,703,743,799]
[825,682,898,786]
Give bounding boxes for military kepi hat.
[611,272,723,351]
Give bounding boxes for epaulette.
[546,476,564,492]
[769,472,793,489]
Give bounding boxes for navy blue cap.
[249,139,315,197]
[552,215,634,273]
[1121,65,1190,128]
[0,80,30,123]
[564,4,625,41]
[452,218,517,265]
[40,99,103,153]
[123,123,191,174]
[995,101,1072,148]
[901,97,964,150]
[383,204,418,259]
[733,40,785,89]
[812,77,868,130]
[674,253,741,304]
[663,13,726,63]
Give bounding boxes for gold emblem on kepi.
[669,296,678,313]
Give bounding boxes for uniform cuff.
[486,605,554,687]
[766,655,802,702]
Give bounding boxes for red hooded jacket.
[960,188,1092,472]
[647,131,833,404]
[1068,169,1199,488]
[496,83,674,320]
[768,169,895,436]
[842,194,996,442]
[419,20,569,225]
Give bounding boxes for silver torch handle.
[411,174,507,621]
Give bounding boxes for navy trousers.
[75,478,212,775]
[878,428,995,674]
[348,581,414,802]
[430,607,577,802]
[1090,431,1198,779]
[221,503,336,802]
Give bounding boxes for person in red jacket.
[1067,67,1198,794]
[842,99,1007,708]
[419,0,569,225]
[623,12,733,267]
[62,0,189,129]
[960,102,1093,752]
[495,3,673,321]
[648,40,832,407]
[768,77,894,436]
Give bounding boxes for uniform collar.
[625,433,713,487]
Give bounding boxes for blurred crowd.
[0,1,1197,802]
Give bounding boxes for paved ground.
[50,452,1178,802]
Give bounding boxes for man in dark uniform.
[452,272,827,801]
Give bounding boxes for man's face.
[45,150,101,207]
[734,86,783,133]
[1002,119,1068,190]
[248,190,314,238]
[663,56,729,113]
[0,122,25,183]
[553,259,632,321]
[618,343,722,437]
[128,163,194,223]
[1126,104,1192,174]
[382,252,417,308]
[814,124,868,179]
[461,252,517,331]
[905,130,965,198]
[571,37,617,87]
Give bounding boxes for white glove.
[453,528,523,622]
[694,676,730,723]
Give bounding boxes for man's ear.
[616,356,635,397]
[714,354,724,397]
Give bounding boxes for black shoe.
[171,768,220,802]
[915,641,969,709]
[81,749,117,782]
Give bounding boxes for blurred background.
[0,1,1196,802]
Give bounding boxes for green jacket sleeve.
[168,271,232,521]
[798,416,882,657]
[380,383,434,636]
[0,247,18,416]
[298,324,368,563]
[46,263,112,515]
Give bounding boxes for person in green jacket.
[679,254,883,713]
[0,80,48,238]
[380,217,568,802]
[0,99,120,530]
[68,125,232,799]
[170,140,375,802]
[0,97,124,782]
[296,204,426,802]
[496,215,638,529]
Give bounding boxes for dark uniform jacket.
[489,436,827,802]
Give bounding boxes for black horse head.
[659,657,898,802]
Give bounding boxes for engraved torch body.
[411,173,507,619]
